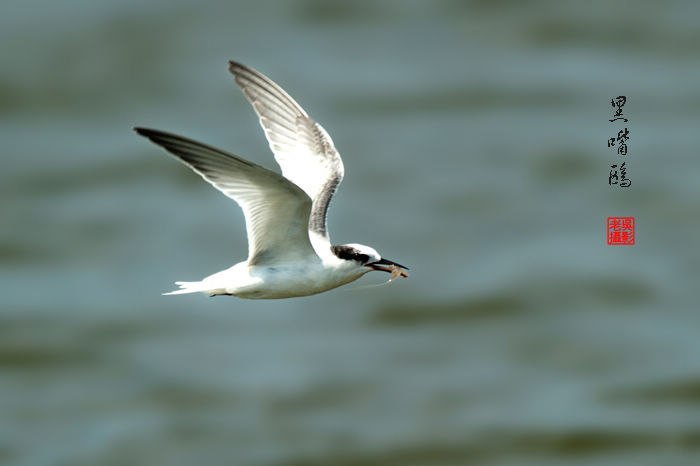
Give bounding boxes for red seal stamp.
[607,217,635,245]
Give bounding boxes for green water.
[2,0,700,464]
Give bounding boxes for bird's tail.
[163,281,211,296]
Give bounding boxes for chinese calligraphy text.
[608,96,630,188]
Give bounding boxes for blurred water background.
[2,0,700,464]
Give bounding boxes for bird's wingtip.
[228,60,253,77]
[134,127,161,139]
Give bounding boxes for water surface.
[2,1,700,464]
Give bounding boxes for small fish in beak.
[366,258,409,280]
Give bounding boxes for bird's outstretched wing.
[228,61,344,242]
[134,128,318,266]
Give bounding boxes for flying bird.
[135,61,408,299]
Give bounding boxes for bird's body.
[135,61,407,299]
[170,257,366,299]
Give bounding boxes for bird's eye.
[331,245,369,263]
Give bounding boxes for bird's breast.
[236,262,365,299]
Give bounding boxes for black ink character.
[609,96,628,122]
[609,162,631,187]
[609,128,629,150]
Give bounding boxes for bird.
[134,60,408,299]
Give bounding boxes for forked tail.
[163,281,210,296]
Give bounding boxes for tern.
[135,61,408,299]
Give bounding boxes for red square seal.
[607,217,635,245]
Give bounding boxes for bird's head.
[331,244,409,278]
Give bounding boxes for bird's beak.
[366,258,409,278]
